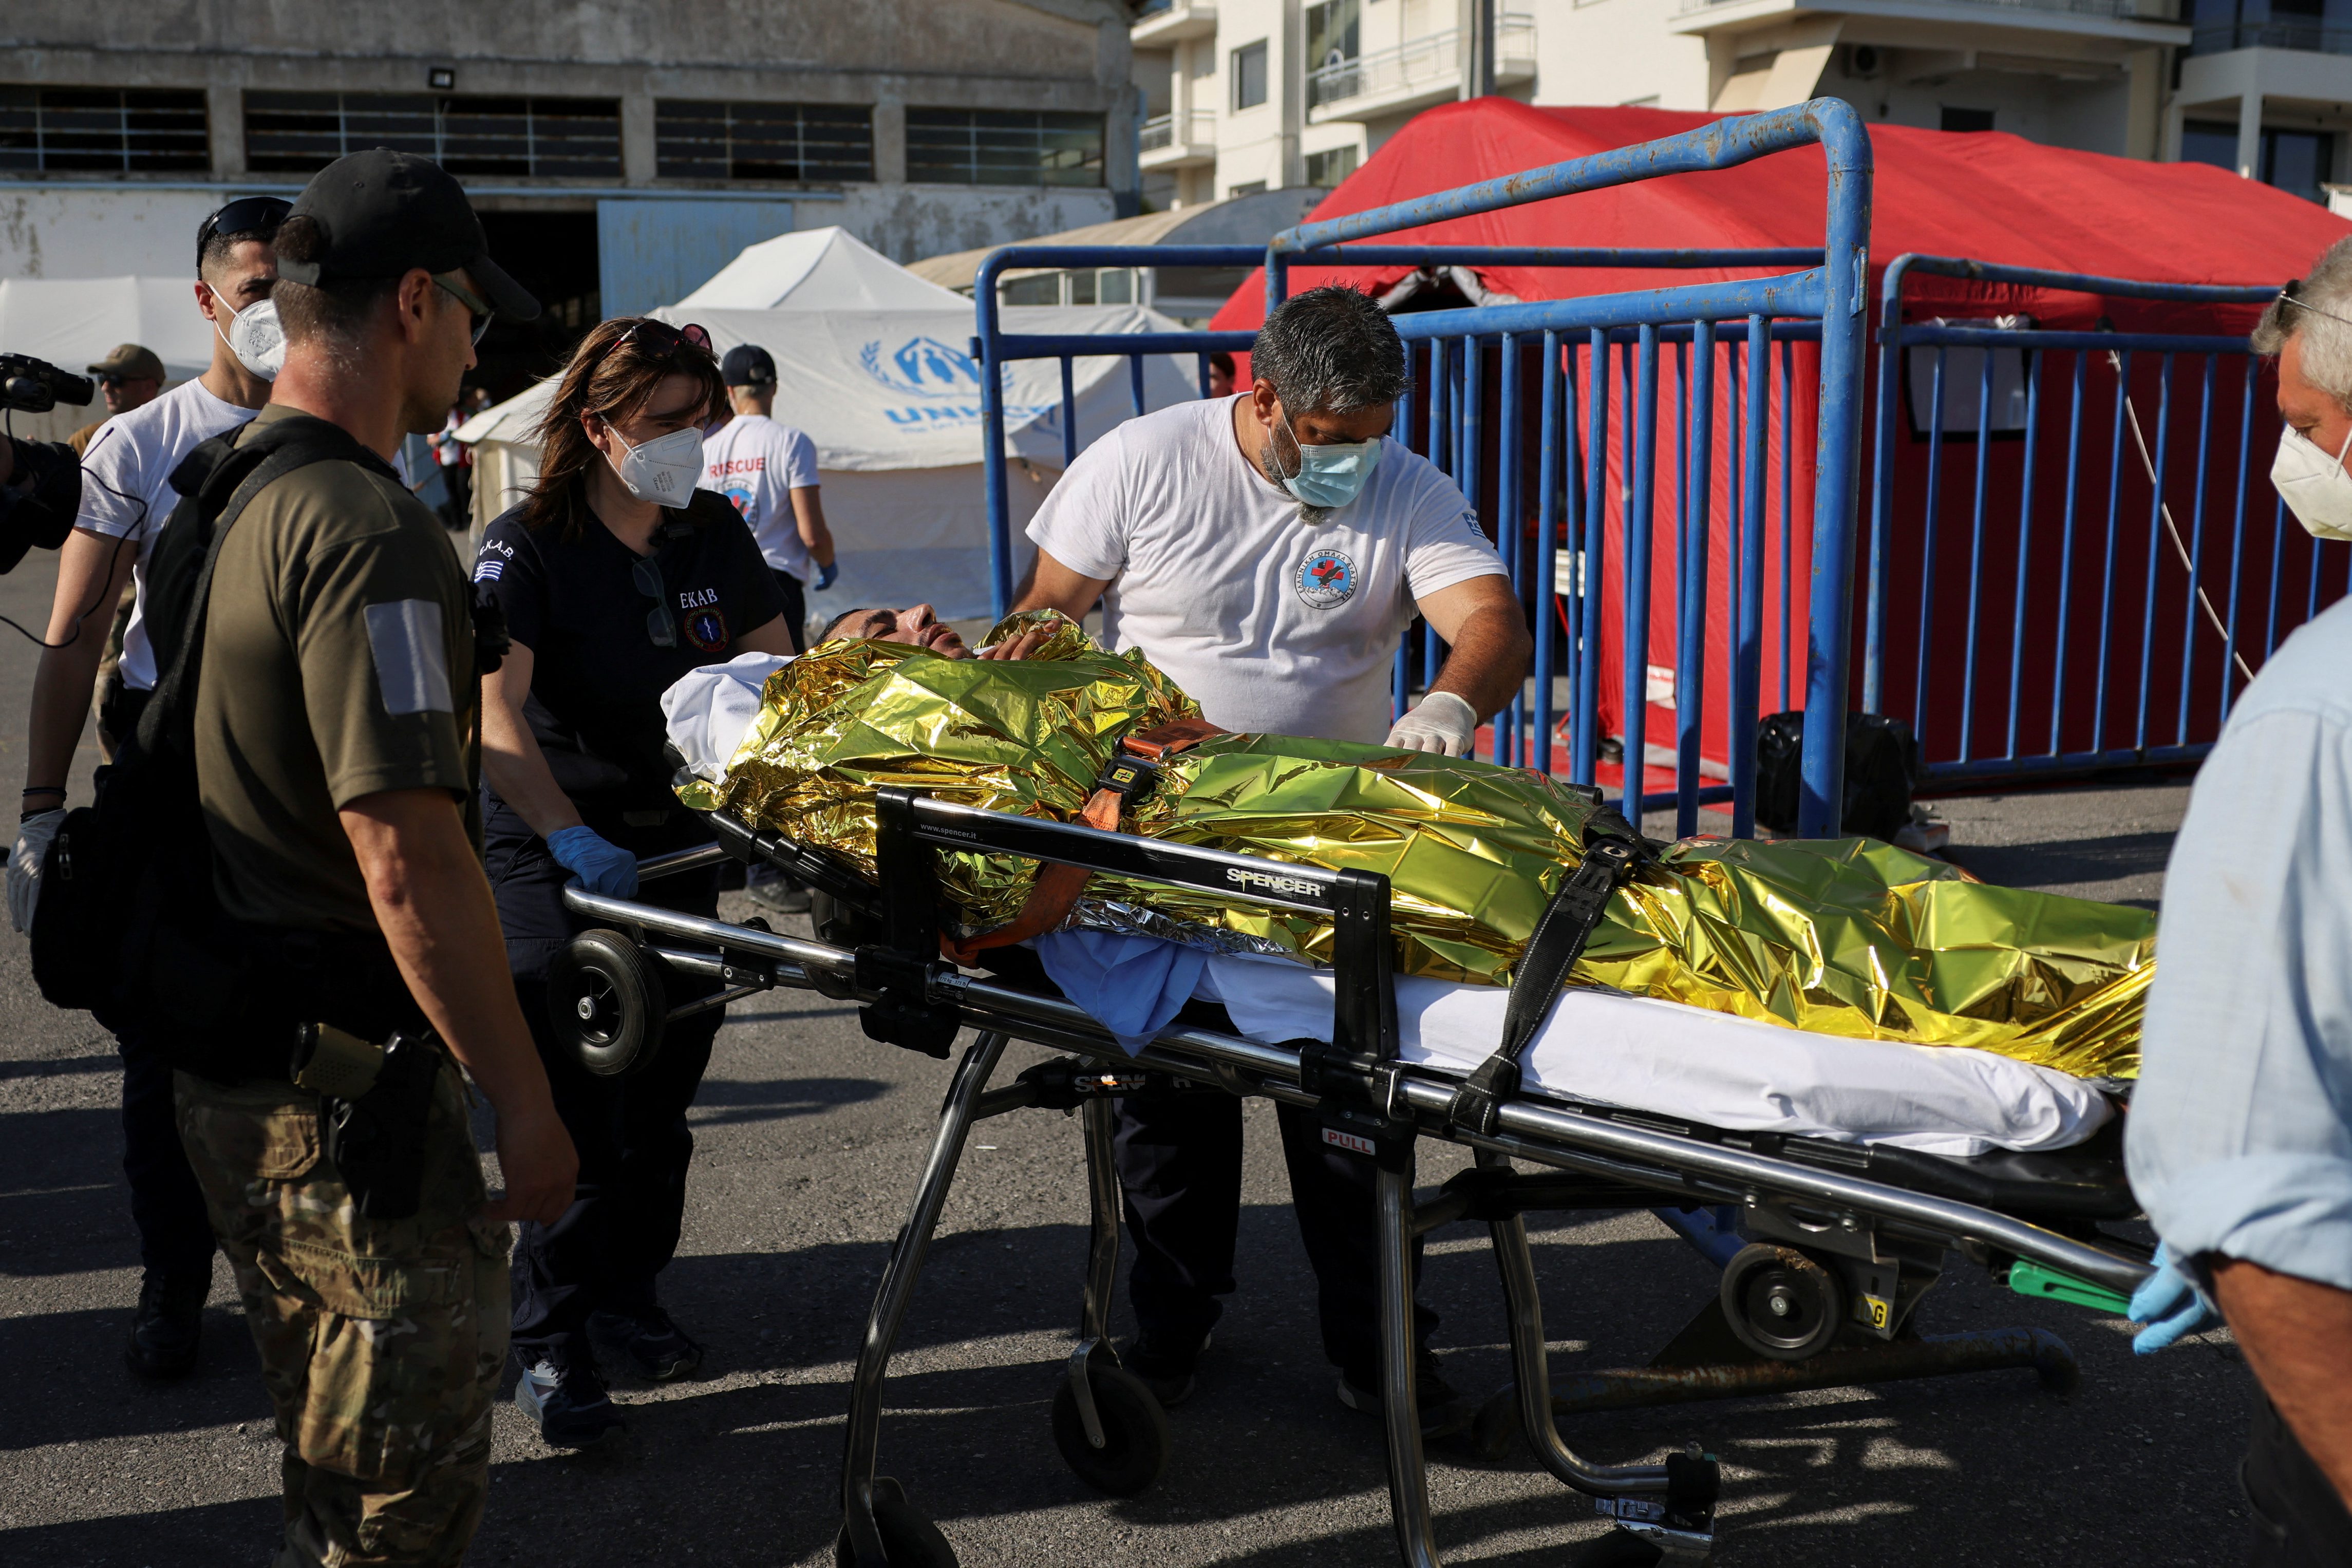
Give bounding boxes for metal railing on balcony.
[1306,15,1536,112]
[1139,109,1215,153]
[1680,0,2142,15]
[2190,21,2352,54]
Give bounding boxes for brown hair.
[521,316,725,537]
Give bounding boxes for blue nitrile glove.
[547,826,639,898]
[2129,1242,2221,1354]
[814,560,838,591]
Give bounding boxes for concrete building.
[2,1,1142,392]
[1130,0,2352,215]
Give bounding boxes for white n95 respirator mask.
[217,296,284,381]
[608,424,706,504]
[2272,423,2352,542]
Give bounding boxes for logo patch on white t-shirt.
[1295,547,1359,610]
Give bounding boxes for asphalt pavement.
[0,545,2259,1567]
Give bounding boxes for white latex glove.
[9,808,64,934]
[1383,691,1478,758]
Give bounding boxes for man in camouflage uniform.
[180,1065,511,1562]
[172,150,576,1566]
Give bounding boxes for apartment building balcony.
[1305,16,1537,125]
[1667,0,2188,48]
[1140,109,1218,169]
[1132,0,1218,47]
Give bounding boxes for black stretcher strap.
[1445,822,1643,1139]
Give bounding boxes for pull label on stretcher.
[1323,1127,1379,1158]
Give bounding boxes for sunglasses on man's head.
[2279,278,2352,332]
[197,196,292,261]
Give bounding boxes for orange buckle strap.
[940,717,1227,966]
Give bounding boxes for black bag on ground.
[28,416,409,1078]
[1754,710,1920,842]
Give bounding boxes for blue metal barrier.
[1864,255,2282,785]
[977,100,1873,836]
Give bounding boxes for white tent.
[0,276,216,442]
[675,226,968,313]
[459,273,1200,625]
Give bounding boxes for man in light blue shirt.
[2129,238,2352,1563]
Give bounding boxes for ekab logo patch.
[684,607,729,652]
[1295,547,1359,610]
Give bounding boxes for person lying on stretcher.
[816,602,1057,662]
[689,607,2156,1084]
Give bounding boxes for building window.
[1305,2,1362,110]
[905,109,1103,186]
[0,87,210,174]
[243,92,622,178]
[656,101,873,182]
[1305,145,1359,188]
[1940,107,1995,134]
[1229,180,1268,198]
[1232,41,1270,111]
[2182,118,2336,201]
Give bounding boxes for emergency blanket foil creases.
[686,614,2152,1079]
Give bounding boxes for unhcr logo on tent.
[858,335,1058,433]
[860,336,985,398]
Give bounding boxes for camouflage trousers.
[176,1062,510,1568]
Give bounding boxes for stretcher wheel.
[1721,1243,1843,1362]
[547,929,666,1078]
[1050,1364,1170,1496]
[833,1476,956,1568]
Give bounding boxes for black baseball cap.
[276,148,540,322]
[722,344,777,387]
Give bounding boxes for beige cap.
[86,344,165,382]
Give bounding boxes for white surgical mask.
[216,296,284,382]
[606,423,705,504]
[2272,423,2352,542]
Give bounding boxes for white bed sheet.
[1193,952,2111,1157]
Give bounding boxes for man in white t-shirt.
[8,195,287,1385]
[704,343,833,653]
[703,343,837,913]
[1014,285,1529,1433]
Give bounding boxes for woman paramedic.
[474,316,793,1447]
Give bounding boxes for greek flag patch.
[364,600,452,715]
[473,558,505,582]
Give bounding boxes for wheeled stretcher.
[551,792,2155,1568]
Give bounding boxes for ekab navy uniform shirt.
[475,489,785,815]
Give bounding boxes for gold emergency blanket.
[689,613,2151,1079]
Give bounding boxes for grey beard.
[1254,426,1327,523]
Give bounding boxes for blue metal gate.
[977,101,1873,837]
[1864,256,2284,785]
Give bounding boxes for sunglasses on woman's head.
[595,319,714,372]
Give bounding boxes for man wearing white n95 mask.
[1012,284,1528,1434]
[7,194,287,1387]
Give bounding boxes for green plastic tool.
[2008,1258,2134,1316]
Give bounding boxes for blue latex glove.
[814,560,838,591]
[547,826,639,898]
[2129,1242,2221,1354]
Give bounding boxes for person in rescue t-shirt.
[1012,284,1530,1434]
[472,316,797,1448]
[701,343,833,653]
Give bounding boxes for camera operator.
[5,195,286,1382]
[70,344,168,453]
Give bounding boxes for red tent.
[1211,101,2352,781]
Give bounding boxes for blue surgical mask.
[1274,407,1382,511]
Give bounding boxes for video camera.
[1,353,90,575]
